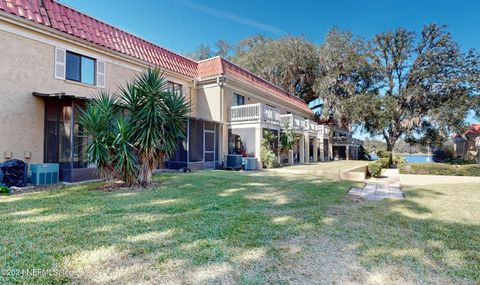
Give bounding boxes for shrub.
[0,185,9,195]
[444,158,475,165]
[392,155,406,164]
[379,158,391,169]
[399,163,458,176]
[368,162,383,178]
[458,164,480,177]
[261,130,279,169]
[377,150,391,158]
[78,68,190,186]
[432,148,452,163]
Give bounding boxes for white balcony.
[229,103,280,125]
[316,125,329,138]
[280,114,305,132]
[305,119,318,135]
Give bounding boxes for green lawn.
[0,170,478,284]
[275,160,368,172]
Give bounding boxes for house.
[453,124,480,163]
[0,0,363,182]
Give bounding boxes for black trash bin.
[0,159,27,187]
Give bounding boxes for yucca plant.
[118,68,190,185]
[77,91,118,182]
[79,68,189,186]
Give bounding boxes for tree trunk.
[139,154,154,186]
[385,136,399,166]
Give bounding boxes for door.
[204,127,216,169]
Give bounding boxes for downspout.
[217,76,227,167]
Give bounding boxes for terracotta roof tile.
[465,124,480,136]
[0,0,312,114]
[0,0,198,77]
[197,57,312,114]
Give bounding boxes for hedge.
[457,164,480,177]
[399,163,480,176]
[368,162,383,178]
[377,150,391,158]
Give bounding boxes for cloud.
[175,0,286,36]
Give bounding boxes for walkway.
[348,168,404,201]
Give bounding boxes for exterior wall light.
[4,151,12,159]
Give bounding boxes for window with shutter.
[54,47,66,80]
[96,60,105,88]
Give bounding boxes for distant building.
[453,124,480,163]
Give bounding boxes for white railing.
[280,114,305,131]
[230,103,280,125]
[305,120,318,134]
[317,125,329,138]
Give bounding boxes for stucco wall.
[194,84,221,122]
[0,24,192,164]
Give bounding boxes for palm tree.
[77,91,118,181]
[79,68,190,186]
[118,68,190,185]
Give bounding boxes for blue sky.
[61,0,479,54]
[61,0,478,134]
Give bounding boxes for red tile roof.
[197,57,312,114]
[0,0,197,77]
[465,124,480,136]
[454,124,480,138]
[0,0,311,113]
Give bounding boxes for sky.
[61,0,479,136]
[60,0,480,54]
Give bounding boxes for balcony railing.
[280,114,305,131]
[317,125,329,138]
[333,135,353,145]
[305,119,318,134]
[230,103,280,125]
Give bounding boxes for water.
[402,155,432,163]
[370,154,432,163]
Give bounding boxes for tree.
[187,40,231,60]
[314,28,378,129]
[187,43,213,60]
[215,39,230,58]
[364,24,479,151]
[231,35,320,102]
[79,68,190,186]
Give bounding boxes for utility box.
[30,163,59,185]
[225,155,243,170]
[243,157,258,171]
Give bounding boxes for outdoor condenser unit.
[225,155,243,170]
[243,157,258,171]
[30,163,59,185]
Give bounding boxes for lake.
[370,154,432,163]
[402,155,432,163]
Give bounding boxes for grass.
[278,160,368,172]
[0,169,478,284]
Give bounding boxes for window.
[232,93,245,106]
[167,81,183,96]
[66,51,95,85]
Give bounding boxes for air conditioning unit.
[30,163,59,185]
[225,155,243,170]
[244,157,258,171]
